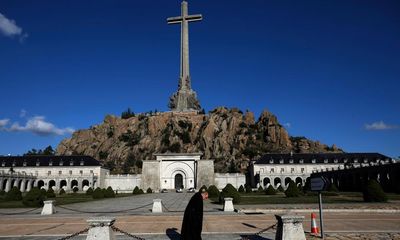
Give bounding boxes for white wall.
[214,173,246,189]
[104,174,141,193]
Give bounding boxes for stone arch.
[60,180,67,189]
[284,177,292,187]
[10,179,16,188]
[82,179,90,191]
[2,178,8,191]
[263,177,271,187]
[295,177,303,187]
[48,180,56,190]
[71,180,78,191]
[172,170,186,189]
[274,177,281,188]
[37,180,45,189]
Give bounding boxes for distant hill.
[56,107,342,173]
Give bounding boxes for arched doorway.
[295,177,303,187]
[274,177,281,188]
[49,180,56,190]
[71,180,78,190]
[174,173,183,189]
[82,179,89,191]
[263,177,270,187]
[2,179,8,190]
[285,177,292,187]
[37,180,45,189]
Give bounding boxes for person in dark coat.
[181,190,209,240]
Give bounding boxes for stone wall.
[141,161,160,190]
[197,160,214,188]
[214,173,246,189]
[104,174,141,193]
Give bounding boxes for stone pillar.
[223,198,234,212]
[33,180,38,187]
[41,200,56,215]
[5,179,12,192]
[20,180,26,192]
[26,180,32,192]
[152,199,162,213]
[55,179,60,191]
[13,179,19,188]
[0,178,3,191]
[274,215,306,240]
[86,217,116,240]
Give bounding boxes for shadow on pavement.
[239,235,273,240]
[166,227,181,240]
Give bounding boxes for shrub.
[104,187,115,198]
[5,186,22,201]
[199,185,208,192]
[146,187,153,193]
[0,190,5,196]
[285,181,300,197]
[46,188,56,198]
[277,185,284,192]
[207,185,220,198]
[139,189,144,194]
[245,185,252,193]
[363,179,387,202]
[328,183,338,192]
[40,188,47,196]
[219,184,241,204]
[92,187,104,199]
[132,186,141,194]
[257,186,264,193]
[86,187,93,195]
[22,187,46,207]
[265,185,277,195]
[59,188,66,195]
[238,185,245,193]
[72,186,79,193]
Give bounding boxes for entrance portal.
[175,173,183,189]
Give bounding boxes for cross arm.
[167,16,183,24]
[187,14,202,22]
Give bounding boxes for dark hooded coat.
[181,192,203,240]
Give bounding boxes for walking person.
[181,189,209,240]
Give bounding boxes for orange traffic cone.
[311,213,319,234]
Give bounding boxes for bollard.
[41,200,56,215]
[223,197,234,212]
[152,199,162,213]
[274,215,306,240]
[86,217,116,240]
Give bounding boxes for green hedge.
[207,185,220,198]
[104,187,115,198]
[146,188,153,193]
[46,188,56,198]
[86,187,93,195]
[92,187,104,199]
[238,185,245,193]
[5,186,22,201]
[132,186,141,194]
[363,179,387,202]
[265,185,277,195]
[23,187,46,207]
[219,184,240,204]
[285,181,300,197]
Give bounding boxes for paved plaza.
[0,193,400,239]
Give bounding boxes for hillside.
[56,107,342,173]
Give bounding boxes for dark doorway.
[175,173,183,189]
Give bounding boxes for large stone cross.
[167,1,202,91]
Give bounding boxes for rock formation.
[56,107,343,173]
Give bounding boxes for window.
[23,161,27,167]
[363,159,368,163]
[49,161,52,166]
[354,159,358,163]
[59,171,62,175]
[59,161,63,166]
[289,159,294,164]
[301,168,305,173]
[260,168,264,173]
[79,170,83,175]
[334,159,338,163]
[12,161,16,167]
[280,168,284,173]
[291,168,295,173]
[69,170,72,175]
[36,161,40,166]
[269,159,274,164]
[311,159,316,164]
[270,168,274,173]
[1,162,5,167]
[35,171,38,176]
[324,159,328,163]
[70,161,74,166]
[279,159,284,164]
[299,159,304,164]
[90,170,93,174]
[48,171,51,175]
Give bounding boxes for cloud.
[0,119,10,128]
[0,12,27,40]
[6,116,74,136]
[364,121,399,130]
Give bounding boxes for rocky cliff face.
[56,107,342,173]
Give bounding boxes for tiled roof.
[0,155,101,167]
[254,153,391,165]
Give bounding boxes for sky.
[0,0,399,158]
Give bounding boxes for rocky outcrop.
[56,107,343,173]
